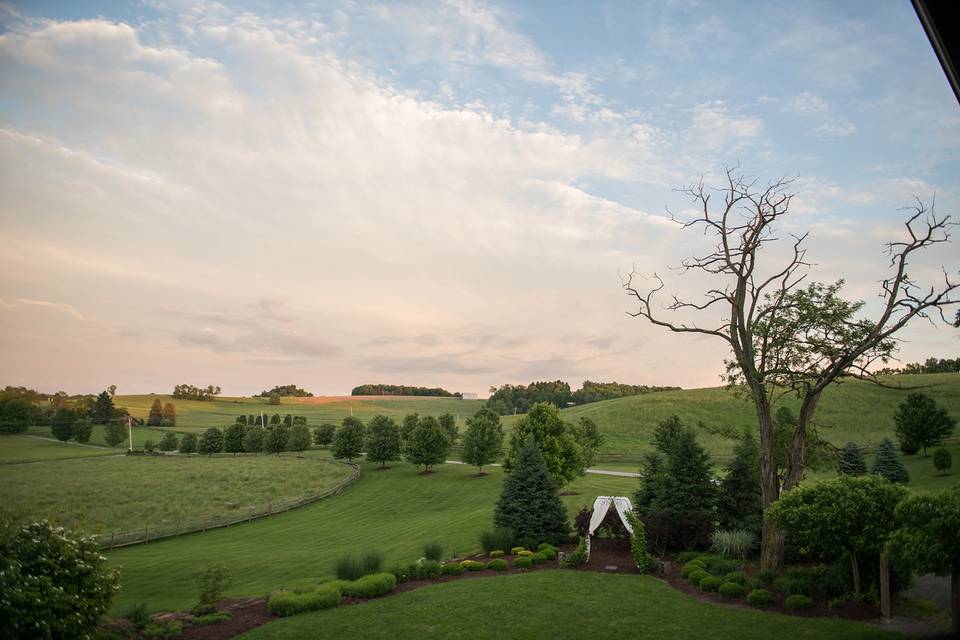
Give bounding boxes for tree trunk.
[753,385,783,571]
[850,551,861,595]
[952,570,959,638]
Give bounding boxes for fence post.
[880,544,892,618]
[110,532,115,550]
[175,521,181,538]
[144,525,148,543]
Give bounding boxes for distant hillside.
[501,373,960,460]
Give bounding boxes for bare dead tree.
[623,167,958,570]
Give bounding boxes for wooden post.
[110,532,115,550]
[175,521,181,538]
[879,545,892,618]
[144,525,148,544]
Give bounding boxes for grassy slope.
[106,460,636,613]
[0,455,355,533]
[0,434,115,464]
[807,442,960,494]
[240,571,900,640]
[25,425,174,450]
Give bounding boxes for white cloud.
[689,102,763,150]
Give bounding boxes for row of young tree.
[147,398,177,426]
[1,387,127,434]
[875,356,960,376]
[172,384,221,401]
[234,414,307,427]
[485,380,678,415]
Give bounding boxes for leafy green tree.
[439,413,458,445]
[264,424,290,455]
[503,402,584,486]
[889,487,960,635]
[461,407,504,473]
[332,417,365,462]
[717,433,762,534]
[400,413,419,446]
[0,397,32,434]
[364,415,401,468]
[933,448,952,474]
[837,442,867,476]
[104,422,126,448]
[73,422,93,444]
[313,423,335,448]
[573,416,603,469]
[268,393,281,406]
[0,515,120,639]
[270,413,281,425]
[493,444,570,546]
[236,415,248,426]
[158,431,179,452]
[283,414,292,427]
[894,392,956,456]
[872,438,910,484]
[50,407,76,443]
[91,391,114,425]
[162,402,176,426]
[179,432,198,454]
[405,416,450,472]
[199,427,224,456]
[147,398,164,426]
[770,475,907,593]
[224,423,246,455]
[242,426,265,454]
[288,424,312,453]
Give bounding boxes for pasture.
[239,570,901,640]
[0,434,115,464]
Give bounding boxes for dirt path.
[443,459,640,477]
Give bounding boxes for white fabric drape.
[587,497,613,535]
[583,496,636,562]
[612,496,634,535]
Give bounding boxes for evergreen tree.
[270,414,281,425]
[73,422,93,444]
[872,438,910,484]
[894,392,956,456]
[288,424,312,453]
[283,414,292,427]
[405,416,450,472]
[242,426,265,454]
[236,415,248,426]
[147,398,164,426]
[461,407,504,473]
[264,424,290,455]
[364,415,401,468]
[179,432,198,454]
[837,441,867,476]
[331,417,365,462]
[634,452,667,513]
[254,414,263,426]
[717,434,762,534]
[493,444,570,546]
[653,426,714,514]
[104,422,126,448]
[933,447,952,474]
[224,424,246,455]
[198,427,224,456]
[91,391,114,425]
[439,413,458,445]
[313,423,335,448]
[162,402,176,426]
[158,431,179,452]
[652,415,684,455]
[50,407,76,443]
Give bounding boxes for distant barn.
[460,392,478,400]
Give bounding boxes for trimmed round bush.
[414,560,442,580]
[517,550,533,557]
[706,557,738,576]
[676,551,703,564]
[490,550,505,559]
[757,569,777,586]
[681,562,706,578]
[268,585,341,616]
[530,552,547,565]
[747,588,774,608]
[511,546,526,555]
[513,556,533,569]
[440,562,464,576]
[537,542,557,553]
[693,555,713,566]
[487,559,508,571]
[341,572,396,598]
[687,569,709,585]
[785,594,814,610]
[459,560,485,571]
[539,547,557,560]
[699,576,723,592]
[719,582,745,598]
[721,571,747,586]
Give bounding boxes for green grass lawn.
[0,454,355,535]
[106,459,637,613]
[24,425,175,449]
[239,571,902,640]
[0,434,116,464]
[807,442,960,494]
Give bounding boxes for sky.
[0,0,958,397]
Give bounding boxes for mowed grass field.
[106,459,637,613]
[0,434,116,464]
[0,454,355,534]
[240,571,901,640]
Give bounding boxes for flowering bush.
[0,516,120,639]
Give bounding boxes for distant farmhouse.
[460,392,478,400]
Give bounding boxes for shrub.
[785,594,814,610]
[341,573,396,598]
[539,547,557,560]
[143,621,183,638]
[710,529,755,560]
[144,439,155,452]
[480,529,515,554]
[413,560,442,580]
[179,432,198,454]
[513,556,533,569]
[530,552,547,564]
[159,432,178,452]
[537,542,557,552]
[423,541,444,562]
[560,537,588,567]
[747,588,774,608]
[705,557,738,576]
[722,571,747,586]
[335,551,383,581]
[517,550,533,557]
[719,582,745,598]
[268,585,341,616]
[487,559,508,571]
[459,560,485,572]
[681,562,705,578]
[626,511,656,573]
[676,551,703,564]
[440,562,463,576]
[511,546,526,555]
[933,447,952,474]
[192,565,231,614]
[73,422,93,443]
[757,569,778,586]
[190,611,231,626]
[123,602,151,631]
[389,564,411,583]
[688,569,709,586]
[775,576,812,598]
[490,550,505,559]
[699,576,722,592]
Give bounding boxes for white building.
[460,392,478,400]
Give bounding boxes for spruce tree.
[162,402,176,426]
[223,423,246,455]
[147,398,163,426]
[364,415,401,468]
[837,441,867,476]
[493,444,570,546]
[653,426,714,514]
[332,416,365,462]
[717,434,762,534]
[872,438,910,484]
[634,452,667,513]
[91,391,114,425]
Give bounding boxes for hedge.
[268,585,341,616]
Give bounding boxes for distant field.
[0,435,115,464]
[106,458,637,613]
[0,454,355,534]
[24,425,174,450]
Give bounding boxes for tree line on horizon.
[350,384,461,397]
[485,379,681,415]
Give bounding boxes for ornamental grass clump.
[710,529,755,560]
[422,541,444,562]
[479,528,514,555]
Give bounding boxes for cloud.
[783,92,829,114]
[689,102,762,150]
[0,297,84,320]
[177,326,343,359]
